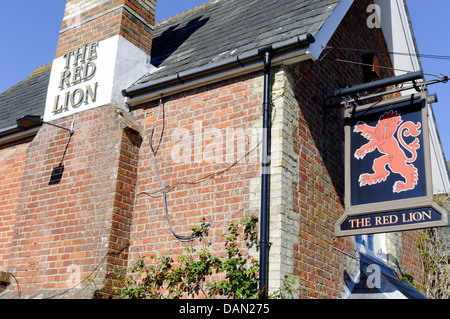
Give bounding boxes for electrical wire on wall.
[331,57,445,80]
[315,46,449,109]
[5,246,127,299]
[147,97,199,242]
[137,97,264,242]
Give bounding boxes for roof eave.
[307,0,355,60]
[123,33,316,106]
[0,126,41,146]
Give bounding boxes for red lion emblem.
[354,110,421,193]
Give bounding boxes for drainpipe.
[258,47,273,299]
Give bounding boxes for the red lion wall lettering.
[354,110,422,193]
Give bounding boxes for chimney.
[57,0,156,57]
[44,0,157,122]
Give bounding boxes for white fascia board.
[375,0,421,75]
[428,105,450,194]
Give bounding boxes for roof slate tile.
[133,0,340,87]
[0,0,341,130]
[0,66,51,131]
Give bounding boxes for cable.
[44,246,128,299]
[9,273,21,299]
[324,45,450,61]
[147,97,200,242]
[139,140,261,199]
[6,246,127,299]
[139,97,263,241]
[44,252,110,299]
[331,57,441,79]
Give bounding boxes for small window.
[362,53,381,82]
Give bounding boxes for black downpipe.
[259,49,273,299]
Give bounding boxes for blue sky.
[407,2,450,161]
[0,1,449,158]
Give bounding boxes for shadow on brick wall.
[49,134,73,185]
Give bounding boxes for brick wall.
[130,74,263,259]
[126,0,426,299]
[399,231,425,286]
[0,0,155,298]
[0,140,31,272]
[0,0,427,298]
[288,0,425,297]
[4,106,141,298]
[56,0,156,57]
[287,0,389,298]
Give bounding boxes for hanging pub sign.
[335,92,448,236]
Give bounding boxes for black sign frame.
[335,93,448,236]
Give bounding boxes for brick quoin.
[6,107,141,297]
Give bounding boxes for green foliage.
[269,275,328,299]
[269,275,299,299]
[114,216,260,299]
[417,228,449,299]
[400,273,420,291]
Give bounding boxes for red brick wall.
[126,0,426,299]
[56,0,156,58]
[289,0,425,297]
[400,231,425,287]
[289,0,397,298]
[130,75,262,259]
[0,140,30,272]
[0,0,427,298]
[4,106,141,297]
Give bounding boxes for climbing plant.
[114,215,260,299]
[418,227,449,299]
[417,194,450,299]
